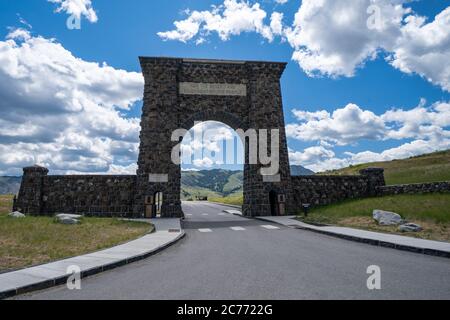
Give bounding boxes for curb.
[207,202,242,210]
[255,217,450,259]
[0,230,185,300]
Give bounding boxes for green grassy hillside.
[321,150,450,185]
[209,194,244,206]
[181,165,312,200]
[181,169,243,200]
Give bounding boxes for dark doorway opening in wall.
[269,190,279,216]
[145,192,163,218]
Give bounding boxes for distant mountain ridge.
[181,169,243,199]
[290,165,315,176]
[181,165,314,199]
[0,176,21,195]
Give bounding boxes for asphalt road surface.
[16,202,450,300]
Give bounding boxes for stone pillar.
[244,62,294,216]
[360,167,386,196]
[135,57,183,218]
[16,165,49,215]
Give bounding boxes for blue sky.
[0,0,449,175]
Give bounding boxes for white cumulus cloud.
[287,100,450,146]
[288,100,450,172]
[287,104,387,146]
[0,28,144,175]
[284,0,408,77]
[181,121,244,169]
[158,0,282,43]
[159,0,450,92]
[48,0,98,22]
[285,0,450,91]
[388,7,450,92]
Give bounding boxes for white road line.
[261,225,280,230]
[186,214,193,216]
[198,228,213,233]
[202,213,209,216]
[218,213,226,216]
[230,227,246,231]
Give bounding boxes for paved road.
[16,202,450,300]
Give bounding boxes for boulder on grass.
[8,211,25,218]
[373,210,404,226]
[57,217,80,225]
[398,223,423,233]
[55,214,83,220]
[55,214,82,225]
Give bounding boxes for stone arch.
[134,57,294,218]
[180,110,245,132]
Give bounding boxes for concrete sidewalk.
[256,216,450,258]
[0,218,184,299]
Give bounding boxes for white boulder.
[373,210,404,226]
[398,223,423,233]
[55,213,83,225]
[8,211,25,218]
[57,217,80,225]
[55,214,83,220]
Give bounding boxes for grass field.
[182,186,223,200]
[298,193,450,242]
[0,195,152,272]
[322,150,450,185]
[209,194,243,206]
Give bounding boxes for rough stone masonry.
[14,57,387,218]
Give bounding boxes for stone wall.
[291,168,386,209]
[15,166,136,216]
[377,181,450,196]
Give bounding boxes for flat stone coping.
[0,218,184,299]
[256,216,450,259]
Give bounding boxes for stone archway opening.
[180,121,245,203]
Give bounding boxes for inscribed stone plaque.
[149,174,169,183]
[179,82,247,96]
